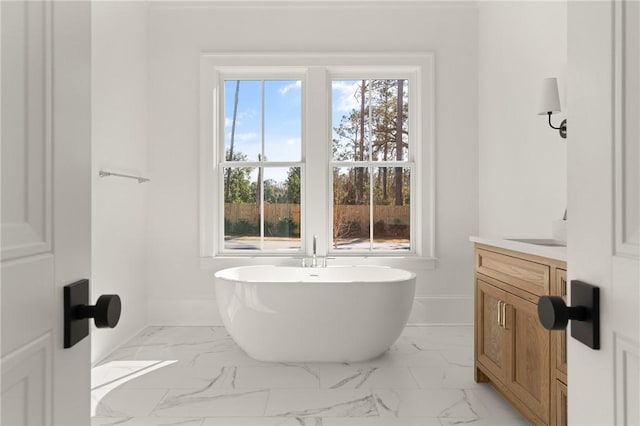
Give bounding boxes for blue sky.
[224,80,302,164]
[224,79,361,182]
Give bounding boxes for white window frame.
[216,72,307,255]
[199,53,435,269]
[328,72,416,255]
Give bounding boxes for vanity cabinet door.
[552,379,568,426]
[504,291,551,424]
[476,279,509,382]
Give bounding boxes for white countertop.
[470,235,567,262]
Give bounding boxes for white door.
[568,1,640,425]
[1,1,92,425]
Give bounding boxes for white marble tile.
[92,417,205,426]
[439,414,530,426]
[372,389,482,419]
[94,389,168,417]
[400,326,473,350]
[152,388,269,417]
[469,385,527,418]
[202,417,323,425]
[120,365,237,390]
[234,365,321,388]
[439,346,474,368]
[184,345,273,368]
[102,338,239,365]
[91,326,527,426]
[406,366,446,389]
[323,417,441,425]
[410,364,480,390]
[350,348,448,369]
[97,327,236,366]
[318,366,418,389]
[92,361,172,389]
[133,327,230,345]
[265,389,378,417]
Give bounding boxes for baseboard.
[148,295,473,327]
[148,299,222,325]
[92,324,148,367]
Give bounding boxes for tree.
[394,79,404,205]
[284,167,301,204]
[223,149,253,203]
[332,79,409,207]
[224,80,241,202]
[263,179,286,203]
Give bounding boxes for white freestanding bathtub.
[214,265,416,362]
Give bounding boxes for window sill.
[200,255,437,271]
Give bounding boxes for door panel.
[1,3,55,424]
[476,279,508,382]
[568,1,640,424]
[1,2,92,425]
[1,1,51,261]
[1,334,52,426]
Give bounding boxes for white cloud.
[279,81,302,95]
[332,80,361,113]
[283,137,301,146]
[231,132,259,143]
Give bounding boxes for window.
[221,79,303,252]
[200,54,434,260]
[331,79,412,252]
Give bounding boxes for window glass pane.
[372,167,410,251]
[223,167,260,250]
[332,80,370,162]
[332,167,370,250]
[369,79,409,162]
[264,80,301,162]
[224,80,261,162]
[263,167,301,251]
[332,79,409,163]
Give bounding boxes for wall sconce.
[538,77,567,139]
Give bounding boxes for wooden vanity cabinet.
[474,244,567,426]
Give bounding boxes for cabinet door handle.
[502,302,508,329]
[497,300,502,326]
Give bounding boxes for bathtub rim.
[213,264,416,284]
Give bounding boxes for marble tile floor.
[91,326,530,426]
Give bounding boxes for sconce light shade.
[538,77,562,115]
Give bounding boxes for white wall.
[91,2,148,364]
[145,2,479,326]
[478,1,567,238]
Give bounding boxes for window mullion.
[260,80,265,251]
[298,68,329,256]
[367,80,374,251]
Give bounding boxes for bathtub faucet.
[302,235,327,267]
[312,234,318,267]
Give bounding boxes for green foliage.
[332,80,409,207]
[285,167,301,204]
[224,149,254,203]
[263,179,286,203]
[374,220,387,235]
[232,219,257,236]
[277,217,295,236]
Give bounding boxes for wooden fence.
[224,203,409,237]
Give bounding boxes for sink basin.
[506,238,567,247]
